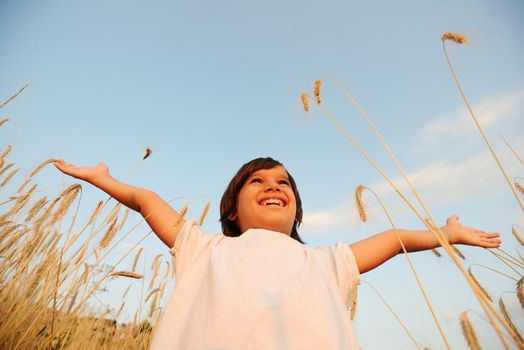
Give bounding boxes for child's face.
[234,166,297,236]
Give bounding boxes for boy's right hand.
[54,159,109,183]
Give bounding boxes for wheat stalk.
[132,247,144,272]
[441,32,469,44]
[143,147,152,160]
[314,80,322,104]
[442,33,524,213]
[498,297,524,344]
[99,216,118,249]
[300,92,310,112]
[468,267,492,302]
[354,185,367,222]
[502,135,524,167]
[0,162,14,177]
[0,83,29,109]
[459,311,482,350]
[0,145,12,159]
[516,278,524,309]
[0,168,19,188]
[310,77,516,349]
[198,201,210,226]
[110,271,144,279]
[511,227,524,246]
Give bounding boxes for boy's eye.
[278,180,290,185]
[250,178,262,183]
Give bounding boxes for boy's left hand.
[441,214,501,248]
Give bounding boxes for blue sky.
[1,0,523,348]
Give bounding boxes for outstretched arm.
[350,215,501,274]
[54,160,184,248]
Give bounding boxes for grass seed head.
[314,80,322,104]
[29,158,57,178]
[0,118,9,128]
[198,201,210,226]
[0,145,12,158]
[143,147,152,160]
[459,311,481,350]
[499,297,524,343]
[100,216,118,249]
[0,162,14,177]
[517,277,524,309]
[300,92,310,112]
[132,247,144,272]
[0,168,19,187]
[355,185,367,222]
[468,267,492,302]
[51,184,81,225]
[110,271,143,279]
[441,32,469,44]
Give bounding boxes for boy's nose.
[265,182,280,192]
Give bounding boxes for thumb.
[447,214,460,225]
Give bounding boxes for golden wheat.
[314,80,322,104]
[143,147,152,160]
[0,145,12,159]
[459,311,481,350]
[110,271,144,279]
[198,201,210,226]
[498,297,524,344]
[132,247,144,272]
[354,185,367,222]
[0,168,19,188]
[467,268,492,302]
[300,92,309,112]
[441,32,469,44]
[516,278,524,309]
[100,216,118,249]
[0,83,29,109]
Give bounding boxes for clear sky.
[1,0,523,348]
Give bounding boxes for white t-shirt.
[150,220,361,350]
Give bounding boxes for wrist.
[439,225,458,245]
[88,172,112,186]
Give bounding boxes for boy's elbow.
[135,189,158,214]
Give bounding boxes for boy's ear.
[228,213,237,221]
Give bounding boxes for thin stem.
[362,186,446,348]
[442,41,524,213]
[317,101,514,349]
[502,135,524,167]
[469,264,518,282]
[362,281,422,349]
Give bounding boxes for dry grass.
[300,32,524,349]
[354,185,367,223]
[2,31,524,349]
[0,110,177,349]
[459,311,481,350]
[441,32,469,44]
[300,92,310,112]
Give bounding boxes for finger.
[480,232,499,238]
[484,240,501,248]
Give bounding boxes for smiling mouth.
[259,198,285,207]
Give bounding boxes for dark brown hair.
[219,157,305,244]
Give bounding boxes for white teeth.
[262,198,284,207]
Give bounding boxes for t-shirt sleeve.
[169,220,221,281]
[314,242,361,319]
